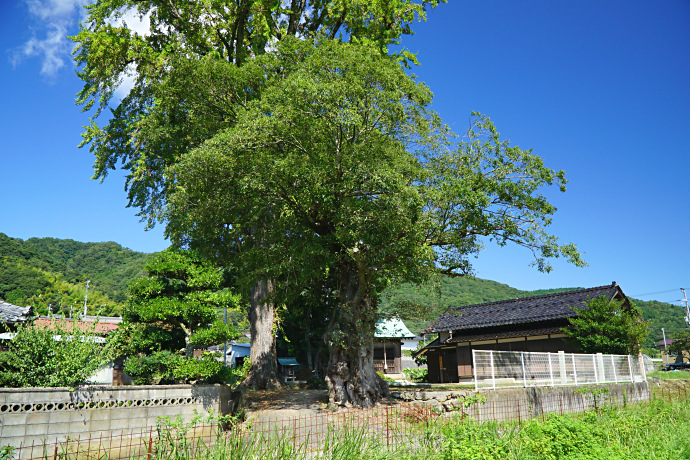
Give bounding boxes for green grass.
[374,397,690,460]
[649,370,690,380]
[32,392,690,460]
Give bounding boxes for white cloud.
[111,8,151,37]
[14,0,151,96]
[12,0,86,77]
[25,0,83,21]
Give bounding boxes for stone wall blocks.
[87,419,111,433]
[1,384,232,451]
[1,413,28,426]
[1,424,27,438]
[46,424,69,436]
[26,412,51,425]
[48,411,72,424]
[109,418,130,431]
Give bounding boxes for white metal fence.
[473,349,647,390]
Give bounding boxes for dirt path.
[243,389,330,422]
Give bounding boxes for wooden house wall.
[427,337,578,382]
[374,340,402,373]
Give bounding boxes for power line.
[630,289,681,297]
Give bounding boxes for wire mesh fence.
[10,423,218,460]
[10,382,685,460]
[473,350,647,390]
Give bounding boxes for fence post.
[571,354,578,385]
[473,350,479,391]
[611,355,617,383]
[521,351,527,388]
[592,354,599,384]
[627,355,634,382]
[558,351,567,385]
[490,350,496,390]
[548,353,555,387]
[386,405,390,448]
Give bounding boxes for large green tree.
[72,0,443,390]
[164,39,584,406]
[564,296,649,355]
[123,249,239,359]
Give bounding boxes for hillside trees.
[72,0,443,390]
[0,233,151,313]
[164,39,584,406]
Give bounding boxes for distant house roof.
[423,283,627,334]
[657,338,675,347]
[375,316,416,339]
[35,317,120,334]
[81,315,123,324]
[0,301,32,323]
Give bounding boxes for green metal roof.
[277,357,300,366]
[375,317,416,338]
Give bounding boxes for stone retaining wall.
[0,385,242,452]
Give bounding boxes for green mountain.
[379,276,685,350]
[0,233,154,316]
[1,232,683,351]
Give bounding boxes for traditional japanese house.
[374,316,416,374]
[417,283,630,383]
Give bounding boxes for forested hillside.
[379,276,686,351]
[1,232,684,351]
[635,298,687,350]
[0,233,153,316]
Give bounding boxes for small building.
[374,316,416,374]
[658,338,690,365]
[418,283,630,383]
[224,342,251,367]
[278,357,300,382]
[0,301,32,326]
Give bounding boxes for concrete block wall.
[393,381,651,422]
[472,381,650,422]
[0,385,241,453]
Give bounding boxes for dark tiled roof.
[446,324,566,344]
[0,301,32,323]
[423,283,624,334]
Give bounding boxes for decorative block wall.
[0,385,241,452]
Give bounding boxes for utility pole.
[83,280,91,318]
[682,288,689,326]
[223,305,228,366]
[662,328,668,365]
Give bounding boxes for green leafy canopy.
[123,248,240,357]
[0,320,117,388]
[71,0,445,227]
[564,295,649,355]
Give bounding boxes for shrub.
[0,320,117,388]
[403,367,428,382]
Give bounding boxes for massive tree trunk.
[324,262,389,407]
[242,278,283,389]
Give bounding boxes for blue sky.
[1,1,689,307]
